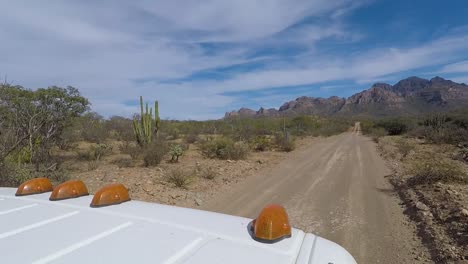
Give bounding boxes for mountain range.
[224,76,468,118]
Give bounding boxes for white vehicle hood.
[0,187,356,264]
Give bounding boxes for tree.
[0,84,89,169]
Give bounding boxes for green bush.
[0,163,34,187]
[199,137,249,160]
[0,162,70,187]
[251,136,273,152]
[407,156,468,185]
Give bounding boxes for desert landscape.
[1,76,467,263]
[1,2,468,262]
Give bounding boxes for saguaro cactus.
[154,100,160,139]
[133,96,158,146]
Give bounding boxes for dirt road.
[203,127,429,263]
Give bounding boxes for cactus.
[133,96,158,146]
[154,100,160,139]
[423,113,447,131]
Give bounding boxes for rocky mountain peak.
[224,76,468,118]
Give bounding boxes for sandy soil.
[202,128,430,263]
[378,136,468,263]
[69,139,310,209]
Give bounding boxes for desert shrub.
[169,144,184,162]
[142,141,168,167]
[395,138,414,158]
[185,133,200,144]
[454,147,468,163]
[76,144,112,161]
[0,163,34,187]
[376,118,409,135]
[407,156,468,185]
[111,157,134,168]
[91,143,113,161]
[76,149,94,161]
[87,161,99,171]
[165,127,180,140]
[165,168,192,188]
[407,126,429,139]
[229,142,249,160]
[118,141,141,160]
[57,125,79,151]
[6,146,32,164]
[368,127,387,143]
[274,133,295,152]
[425,126,468,145]
[79,112,109,143]
[199,166,218,180]
[312,122,351,137]
[105,116,134,141]
[251,136,273,152]
[199,137,249,160]
[0,161,70,187]
[360,120,375,135]
[199,137,232,159]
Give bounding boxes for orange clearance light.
[49,180,89,201]
[16,178,53,196]
[252,204,292,242]
[90,183,130,208]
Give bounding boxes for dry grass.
[406,155,468,185]
[165,168,193,188]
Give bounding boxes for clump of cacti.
[133,96,160,146]
[423,113,448,131]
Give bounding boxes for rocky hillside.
[224,76,468,118]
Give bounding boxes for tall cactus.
[154,100,160,139]
[133,96,157,146]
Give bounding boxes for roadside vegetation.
[361,110,468,262]
[0,83,352,191]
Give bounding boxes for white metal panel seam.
[0,203,38,215]
[163,237,211,264]
[1,194,296,256]
[31,221,134,264]
[0,211,79,239]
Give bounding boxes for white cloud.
[0,1,467,120]
[439,60,468,74]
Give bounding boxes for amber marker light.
[90,183,130,208]
[49,180,89,201]
[252,204,292,242]
[16,178,53,196]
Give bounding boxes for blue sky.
[0,0,468,120]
